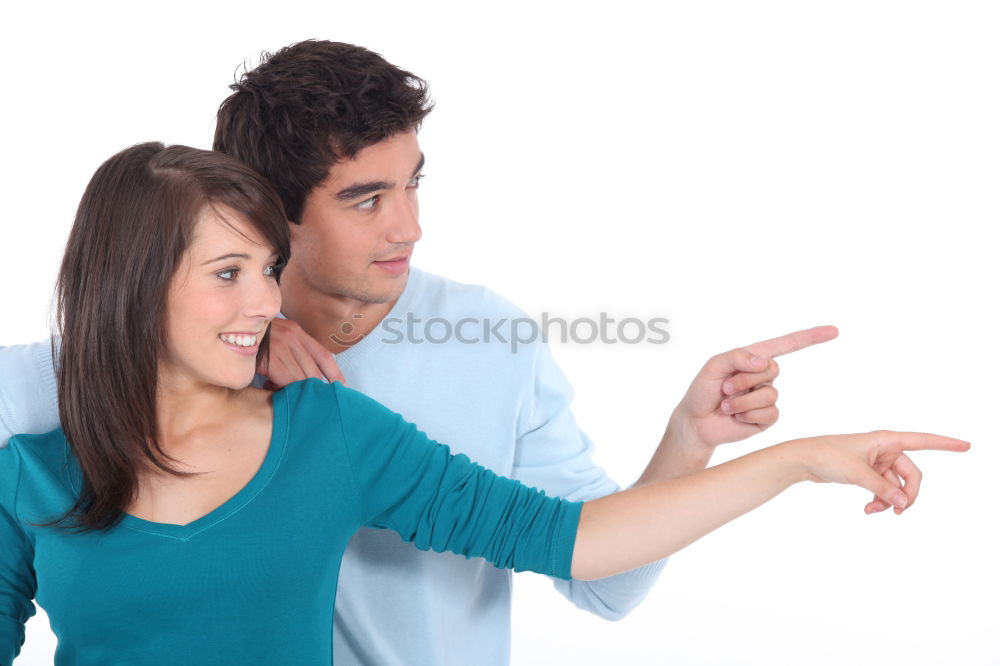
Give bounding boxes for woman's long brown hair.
[49,142,290,531]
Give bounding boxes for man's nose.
[386,191,422,245]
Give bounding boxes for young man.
[0,40,835,665]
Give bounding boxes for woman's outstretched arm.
[571,431,970,580]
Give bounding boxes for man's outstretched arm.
[513,325,838,620]
[636,325,839,486]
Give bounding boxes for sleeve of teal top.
[332,382,583,580]
[0,441,38,666]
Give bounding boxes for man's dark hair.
[214,40,434,223]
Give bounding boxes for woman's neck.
[154,374,243,453]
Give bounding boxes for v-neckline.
[65,387,290,541]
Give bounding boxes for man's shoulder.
[401,268,546,357]
[410,268,528,320]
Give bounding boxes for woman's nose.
[244,276,282,320]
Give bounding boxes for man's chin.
[349,272,409,305]
[340,282,406,305]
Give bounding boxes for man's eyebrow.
[333,152,426,202]
[334,180,391,202]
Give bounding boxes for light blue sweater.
[0,267,666,665]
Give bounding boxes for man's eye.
[217,268,239,281]
[357,195,379,211]
[408,173,425,188]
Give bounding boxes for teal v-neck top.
[0,379,582,665]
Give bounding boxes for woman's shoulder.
[0,428,71,509]
[281,378,398,415]
[277,379,406,439]
[2,428,70,466]
[277,377,350,410]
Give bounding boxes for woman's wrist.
[769,439,814,486]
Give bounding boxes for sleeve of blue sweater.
[513,341,667,619]
[0,339,61,449]
[331,381,583,580]
[0,443,38,666]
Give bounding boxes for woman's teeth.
[220,334,257,347]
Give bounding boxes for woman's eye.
[357,195,379,211]
[217,268,239,281]
[264,263,283,278]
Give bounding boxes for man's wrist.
[634,414,715,486]
[664,412,714,460]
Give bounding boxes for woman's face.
[160,204,282,392]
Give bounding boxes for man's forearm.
[633,413,715,487]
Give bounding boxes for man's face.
[287,130,424,305]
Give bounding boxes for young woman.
[0,143,969,665]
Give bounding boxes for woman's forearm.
[571,441,808,580]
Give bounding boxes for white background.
[1,1,997,664]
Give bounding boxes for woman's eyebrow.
[201,253,251,265]
[201,251,281,265]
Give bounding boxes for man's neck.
[279,281,398,355]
